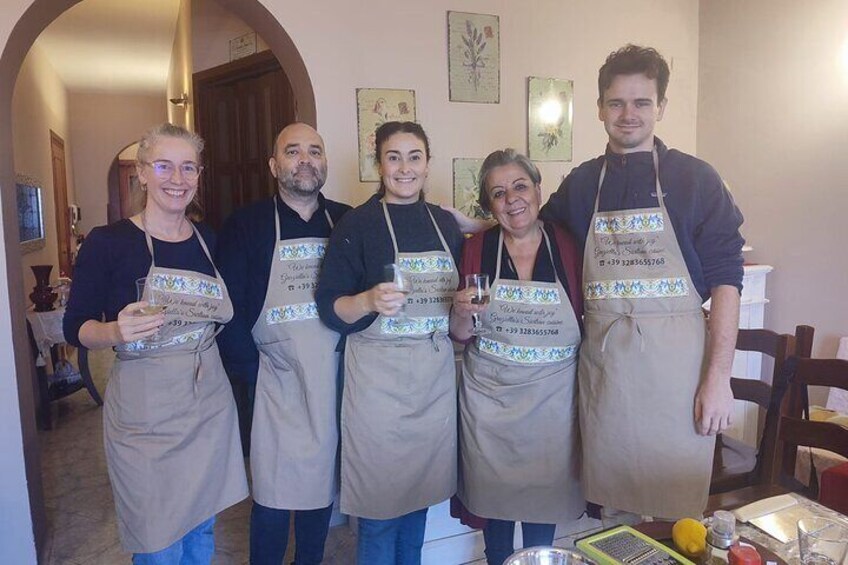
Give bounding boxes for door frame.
[49,130,71,276]
[0,1,317,560]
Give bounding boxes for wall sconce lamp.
[169,93,190,107]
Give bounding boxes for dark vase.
[30,264,57,312]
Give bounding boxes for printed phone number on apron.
[495,326,560,337]
[411,296,452,305]
[599,257,666,268]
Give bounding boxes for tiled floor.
[37,348,599,564]
[38,348,356,564]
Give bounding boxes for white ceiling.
[35,0,181,94]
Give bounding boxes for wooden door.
[49,131,72,276]
[194,50,296,230]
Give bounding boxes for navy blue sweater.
[63,219,217,348]
[540,138,745,301]
[215,194,351,380]
[316,195,463,340]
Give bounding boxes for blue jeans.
[250,502,333,565]
[483,519,556,565]
[132,516,215,565]
[357,508,428,565]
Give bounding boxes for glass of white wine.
[135,277,165,343]
[385,263,414,325]
[465,273,490,336]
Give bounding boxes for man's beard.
[278,164,326,196]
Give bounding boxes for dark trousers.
[249,502,334,565]
[483,519,557,565]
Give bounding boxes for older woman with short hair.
[450,148,585,565]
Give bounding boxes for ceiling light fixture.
[169,93,189,106]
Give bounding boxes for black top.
[478,224,569,288]
[540,137,745,301]
[62,219,217,348]
[316,194,464,338]
[215,194,351,380]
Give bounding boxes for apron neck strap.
[141,212,220,279]
[381,200,451,260]
[495,224,560,286]
[274,194,334,241]
[594,146,664,213]
[141,213,157,266]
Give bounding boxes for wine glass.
[135,277,165,343]
[385,263,414,324]
[465,273,490,336]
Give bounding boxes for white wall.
[192,0,269,74]
[67,92,166,233]
[698,0,848,364]
[0,0,701,560]
[0,1,38,559]
[255,0,700,209]
[167,0,193,129]
[13,41,75,300]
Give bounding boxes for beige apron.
[579,149,714,519]
[250,197,339,509]
[104,223,248,553]
[340,202,459,519]
[458,227,584,524]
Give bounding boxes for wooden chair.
[710,325,815,494]
[778,357,848,494]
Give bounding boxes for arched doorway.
[0,1,315,558]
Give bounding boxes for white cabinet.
[705,264,773,447]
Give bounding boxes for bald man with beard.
[217,123,351,564]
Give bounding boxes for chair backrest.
[728,328,796,487]
[734,325,816,484]
[779,356,848,488]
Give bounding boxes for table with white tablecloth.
[25,306,102,429]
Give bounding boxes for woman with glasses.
[63,123,247,564]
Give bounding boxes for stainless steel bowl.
[504,546,595,565]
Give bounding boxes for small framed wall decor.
[447,11,500,103]
[16,174,46,254]
[356,88,417,182]
[229,32,257,62]
[452,158,489,219]
[527,76,574,162]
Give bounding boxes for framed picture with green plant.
[452,158,489,220]
[447,11,500,103]
[527,76,574,162]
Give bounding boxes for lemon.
[672,517,707,557]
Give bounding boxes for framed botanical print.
[452,158,489,219]
[356,88,417,182]
[447,11,500,103]
[527,76,573,161]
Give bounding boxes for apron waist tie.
[193,326,225,395]
[601,314,644,353]
[595,308,704,353]
[430,332,441,352]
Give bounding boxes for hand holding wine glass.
[465,274,490,336]
[124,277,166,344]
[384,263,414,322]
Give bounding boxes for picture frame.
[452,158,489,220]
[447,11,500,103]
[356,88,417,182]
[16,174,46,254]
[527,76,574,162]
